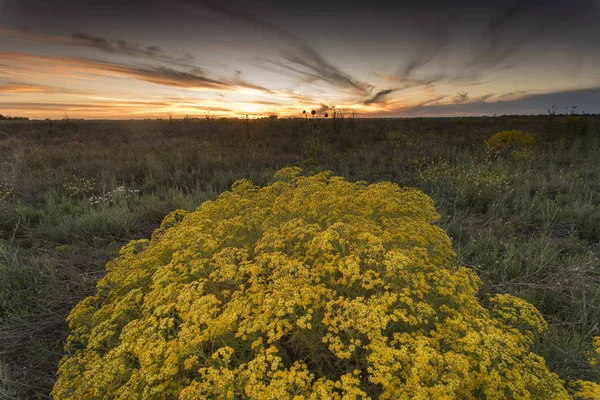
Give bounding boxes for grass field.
[0,115,599,398]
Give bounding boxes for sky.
[0,0,599,119]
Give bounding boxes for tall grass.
[0,115,598,398]
[0,359,17,400]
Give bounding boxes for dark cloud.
[462,0,557,76]
[94,63,271,93]
[396,10,453,82]
[364,89,398,105]
[0,27,195,65]
[184,0,373,96]
[111,64,228,89]
[401,87,600,116]
[389,0,599,88]
[453,92,469,103]
[273,52,373,96]
[71,32,194,62]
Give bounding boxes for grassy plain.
[0,115,598,398]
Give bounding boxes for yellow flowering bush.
[487,129,535,151]
[55,168,578,399]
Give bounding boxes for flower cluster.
[0,181,13,202]
[487,129,535,151]
[419,160,510,193]
[418,159,511,211]
[569,380,600,400]
[88,186,140,205]
[54,168,586,399]
[62,175,96,198]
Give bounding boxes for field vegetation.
[0,114,599,398]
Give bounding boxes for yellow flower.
[53,168,581,399]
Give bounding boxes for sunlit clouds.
[1,0,599,119]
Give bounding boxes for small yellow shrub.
[487,129,535,151]
[55,168,579,399]
[568,337,600,398]
[569,380,600,400]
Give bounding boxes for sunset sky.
[1,0,599,119]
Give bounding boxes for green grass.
[0,115,599,398]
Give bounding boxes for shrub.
[487,129,535,151]
[561,116,589,137]
[54,168,589,399]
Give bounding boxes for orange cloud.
[0,51,273,93]
[0,50,392,119]
[0,83,55,93]
[0,27,194,64]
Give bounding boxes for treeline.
[0,114,29,120]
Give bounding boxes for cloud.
[0,82,70,94]
[495,90,528,101]
[71,32,194,62]
[400,87,600,116]
[0,51,274,93]
[364,89,398,105]
[0,101,171,109]
[0,27,195,64]
[396,12,452,81]
[99,63,231,89]
[387,0,596,89]
[453,92,469,103]
[461,1,559,77]
[230,71,276,94]
[315,104,330,113]
[184,0,373,96]
[273,52,373,96]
